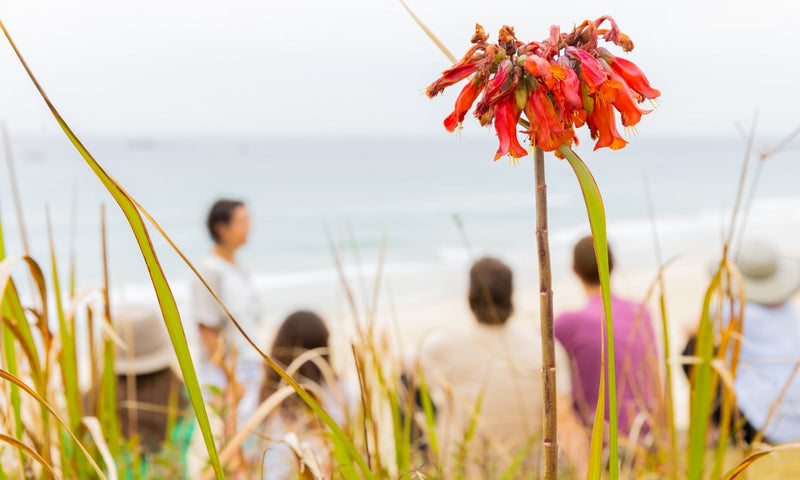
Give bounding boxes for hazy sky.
[0,0,796,139]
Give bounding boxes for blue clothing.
[734,302,800,443]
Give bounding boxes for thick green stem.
[535,146,558,480]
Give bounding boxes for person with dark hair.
[419,257,587,477]
[555,236,660,441]
[259,310,332,404]
[256,311,350,478]
[191,199,263,424]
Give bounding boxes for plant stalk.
[534,146,558,480]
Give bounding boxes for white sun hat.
[734,240,800,306]
[113,304,175,375]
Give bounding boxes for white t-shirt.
[192,253,263,369]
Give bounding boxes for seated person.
[555,236,660,441]
[685,240,800,444]
[256,311,350,478]
[420,257,587,477]
[112,305,193,474]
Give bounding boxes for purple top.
[555,293,659,437]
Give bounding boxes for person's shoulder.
[614,295,651,319]
[417,325,474,365]
[555,307,587,328]
[420,326,467,352]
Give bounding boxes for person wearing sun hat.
[728,240,800,444]
[685,239,800,444]
[112,304,194,464]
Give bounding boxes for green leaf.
[559,145,619,480]
[0,368,108,479]
[0,20,226,479]
[686,264,723,480]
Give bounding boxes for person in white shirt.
[192,199,263,427]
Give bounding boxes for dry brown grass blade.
[82,417,119,480]
[735,125,800,257]
[0,433,62,480]
[726,111,757,248]
[0,368,108,479]
[720,442,800,480]
[324,225,364,338]
[205,386,296,478]
[397,0,456,64]
[1,122,29,256]
[749,361,800,447]
[759,126,800,160]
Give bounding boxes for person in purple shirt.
[555,236,661,441]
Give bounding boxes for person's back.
[420,257,584,477]
[726,240,800,443]
[112,305,193,477]
[422,320,546,464]
[256,311,350,479]
[555,237,659,438]
[735,301,800,443]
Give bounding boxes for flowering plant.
[426,17,660,159]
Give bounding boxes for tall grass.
[0,7,800,480]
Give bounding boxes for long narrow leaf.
[128,198,374,479]
[720,442,800,480]
[0,19,226,479]
[0,434,62,480]
[559,145,619,479]
[686,264,723,480]
[46,208,82,436]
[0,368,108,479]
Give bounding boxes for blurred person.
[555,236,660,442]
[419,257,588,477]
[684,239,800,444]
[112,305,193,475]
[255,311,351,479]
[191,199,263,426]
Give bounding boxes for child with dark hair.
[555,236,660,440]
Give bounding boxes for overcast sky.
[0,0,796,140]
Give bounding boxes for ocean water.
[2,133,799,328]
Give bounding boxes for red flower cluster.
[426,17,660,160]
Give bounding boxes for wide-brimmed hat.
[733,240,800,306]
[113,305,174,375]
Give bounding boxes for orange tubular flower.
[426,62,481,98]
[598,47,660,99]
[608,72,650,126]
[474,58,514,119]
[567,47,607,91]
[493,99,528,160]
[525,88,569,152]
[561,62,584,109]
[524,55,557,88]
[609,56,660,99]
[426,17,659,159]
[444,76,487,132]
[589,98,627,150]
